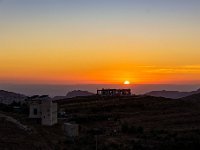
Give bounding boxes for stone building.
[28,95,57,126]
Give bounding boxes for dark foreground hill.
[0,114,50,150]
[146,88,200,99]
[1,94,200,150]
[57,94,200,150]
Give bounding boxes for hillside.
[66,90,94,98]
[59,95,200,130]
[57,95,200,150]
[145,88,200,99]
[0,90,27,104]
[181,93,200,101]
[53,90,95,100]
[0,112,49,150]
[1,94,200,150]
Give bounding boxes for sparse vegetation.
[1,95,200,149]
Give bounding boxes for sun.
[124,80,130,85]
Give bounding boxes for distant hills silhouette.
[2,88,200,104]
[0,89,95,103]
[0,90,27,104]
[145,88,200,99]
[53,90,94,100]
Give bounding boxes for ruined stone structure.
[97,89,131,96]
[28,95,57,126]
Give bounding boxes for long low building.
[97,89,131,96]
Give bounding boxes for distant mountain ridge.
[66,90,94,98]
[0,90,27,104]
[146,88,200,99]
[53,90,95,100]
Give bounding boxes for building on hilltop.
[97,89,131,96]
[27,95,57,126]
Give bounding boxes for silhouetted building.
[97,89,131,96]
[27,95,57,126]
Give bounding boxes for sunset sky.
[0,0,200,84]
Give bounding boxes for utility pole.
[95,135,98,150]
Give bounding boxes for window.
[33,108,37,115]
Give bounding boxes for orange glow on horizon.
[0,1,200,85]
